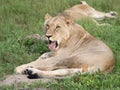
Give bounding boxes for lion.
[24,1,118,44]
[15,13,115,78]
[62,1,117,25]
[23,1,118,45]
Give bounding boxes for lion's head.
[44,13,74,51]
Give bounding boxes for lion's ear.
[65,16,74,26]
[45,13,52,22]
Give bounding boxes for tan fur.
[61,1,117,25]
[15,14,115,77]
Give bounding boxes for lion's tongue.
[49,42,56,51]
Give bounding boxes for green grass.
[0,0,120,89]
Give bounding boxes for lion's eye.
[56,25,61,29]
[46,24,49,30]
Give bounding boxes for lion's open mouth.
[48,40,58,51]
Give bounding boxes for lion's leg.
[15,56,60,74]
[24,66,102,78]
[105,11,118,18]
[91,19,110,26]
[92,11,117,21]
[24,67,83,78]
[92,19,101,25]
[15,56,43,74]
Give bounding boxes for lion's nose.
[46,35,52,39]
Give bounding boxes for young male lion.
[15,13,115,78]
[62,1,117,25]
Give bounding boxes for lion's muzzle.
[48,40,58,51]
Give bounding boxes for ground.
[0,0,120,90]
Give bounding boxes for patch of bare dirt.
[0,75,56,86]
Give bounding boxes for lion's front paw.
[15,65,32,74]
[24,68,42,79]
[15,66,25,74]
